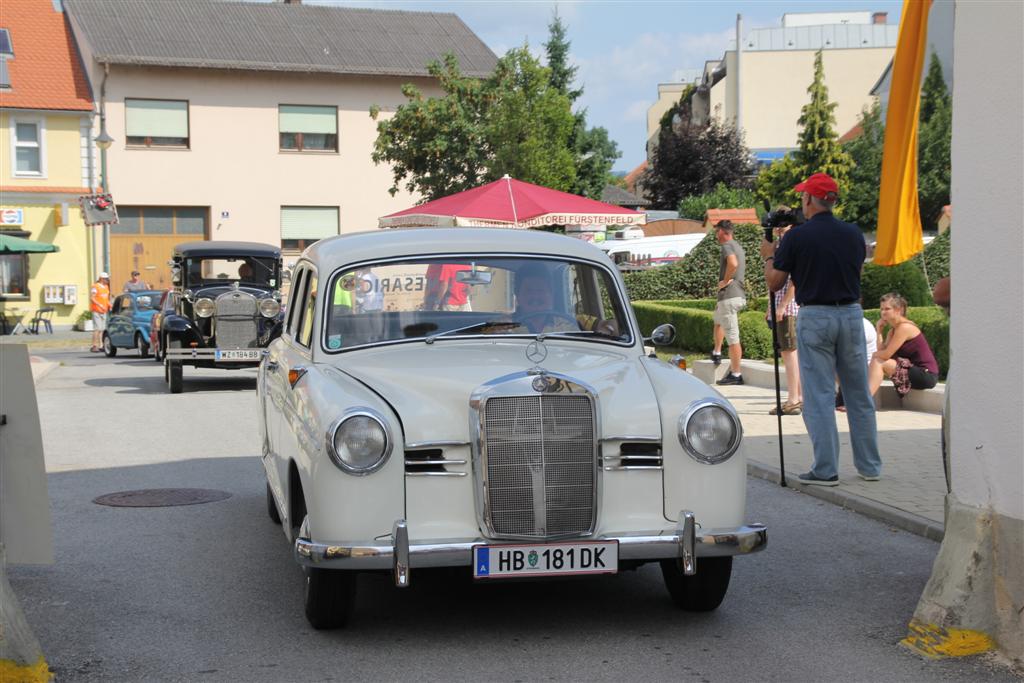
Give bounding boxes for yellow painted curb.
[0,655,53,683]
[901,618,995,658]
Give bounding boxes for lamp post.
[94,125,114,275]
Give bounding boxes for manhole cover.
[93,488,232,508]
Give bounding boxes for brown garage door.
[111,207,207,290]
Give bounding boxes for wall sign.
[1,208,24,226]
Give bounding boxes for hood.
[336,340,662,445]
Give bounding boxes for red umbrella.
[378,175,646,229]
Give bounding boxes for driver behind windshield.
[500,264,614,336]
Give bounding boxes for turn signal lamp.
[669,354,687,371]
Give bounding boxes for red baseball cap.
[793,173,839,199]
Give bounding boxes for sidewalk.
[715,382,945,541]
[0,328,93,350]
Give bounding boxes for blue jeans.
[796,304,882,478]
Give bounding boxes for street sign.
[79,193,119,226]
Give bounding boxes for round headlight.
[326,409,392,475]
[677,399,741,465]
[259,297,281,318]
[194,297,215,318]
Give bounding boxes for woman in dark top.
[868,292,940,397]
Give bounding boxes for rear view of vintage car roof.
[304,228,614,267]
[173,241,281,257]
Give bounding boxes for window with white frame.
[11,118,44,176]
[281,206,339,250]
[0,252,29,297]
[125,99,189,148]
[279,105,338,152]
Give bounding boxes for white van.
[599,233,705,265]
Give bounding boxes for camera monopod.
[762,202,787,487]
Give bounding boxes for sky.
[314,0,905,173]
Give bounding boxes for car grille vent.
[405,448,467,477]
[605,442,663,470]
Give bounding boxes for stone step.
[691,359,944,414]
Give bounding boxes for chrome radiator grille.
[215,291,258,349]
[482,394,596,538]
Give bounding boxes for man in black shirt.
[761,173,882,486]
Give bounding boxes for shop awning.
[0,234,59,253]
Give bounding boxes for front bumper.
[166,347,264,362]
[295,512,766,586]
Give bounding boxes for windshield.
[322,257,632,351]
[132,291,165,310]
[185,257,278,287]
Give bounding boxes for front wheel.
[102,333,117,357]
[136,333,150,358]
[166,359,183,393]
[304,567,356,630]
[660,556,732,612]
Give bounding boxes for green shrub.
[623,224,767,301]
[677,183,761,221]
[912,228,950,286]
[646,297,768,312]
[860,260,931,308]
[632,300,774,360]
[863,305,949,378]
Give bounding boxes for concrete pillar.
[902,0,1024,664]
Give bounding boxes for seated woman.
[868,292,939,398]
[495,266,617,337]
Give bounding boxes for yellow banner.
[875,0,932,265]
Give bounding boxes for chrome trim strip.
[603,465,663,471]
[605,455,663,462]
[601,435,661,442]
[405,471,468,478]
[405,440,470,449]
[404,459,466,466]
[294,522,768,569]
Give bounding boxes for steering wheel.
[517,310,580,331]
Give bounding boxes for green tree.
[544,13,621,198]
[757,50,853,208]
[370,50,577,201]
[643,94,754,210]
[677,182,759,221]
[918,53,951,229]
[842,102,886,231]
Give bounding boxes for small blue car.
[102,290,164,357]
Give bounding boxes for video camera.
[761,200,802,242]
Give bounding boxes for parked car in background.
[148,289,174,362]
[260,227,767,629]
[101,289,164,357]
[162,241,284,393]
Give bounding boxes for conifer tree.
[917,53,951,228]
[793,50,853,188]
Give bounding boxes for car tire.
[136,333,150,358]
[267,482,282,525]
[166,359,183,394]
[660,556,732,612]
[102,333,117,357]
[304,566,356,630]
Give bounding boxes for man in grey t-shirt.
[712,220,746,385]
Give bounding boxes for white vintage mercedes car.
[259,227,766,629]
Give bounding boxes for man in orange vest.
[90,272,111,353]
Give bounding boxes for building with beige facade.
[64,0,496,289]
[649,11,895,165]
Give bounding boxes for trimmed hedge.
[632,300,774,360]
[860,260,932,308]
[634,298,948,375]
[863,306,949,378]
[623,224,766,301]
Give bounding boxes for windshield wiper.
[425,320,519,344]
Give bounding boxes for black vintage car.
[162,241,284,393]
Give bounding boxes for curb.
[29,358,58,386]
[747,461,945,542]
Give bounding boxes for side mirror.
[646,323,676,347]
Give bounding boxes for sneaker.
[796,471,839,486]
[710,352,722,366]
[717,372,744,386]
[857,472,881,481]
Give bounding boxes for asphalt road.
[9,349,1017,682]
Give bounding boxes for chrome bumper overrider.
[294,512,766,587]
